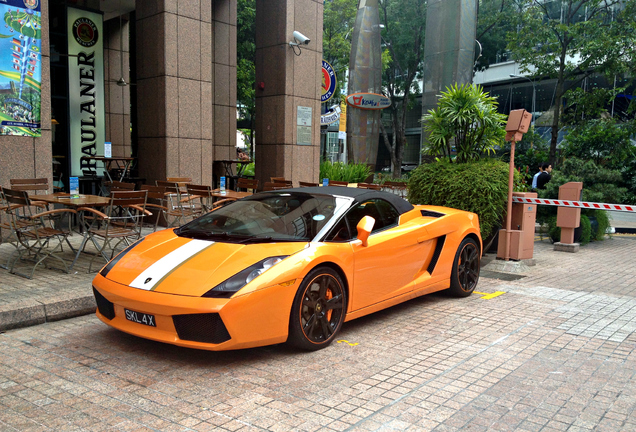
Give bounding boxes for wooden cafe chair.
[78,190,150,272]
[3,188,76,279]
[237,178,259,193]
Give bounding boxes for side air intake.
[427,235,446,275]
[93,287,115,320]
[421,210,446,218]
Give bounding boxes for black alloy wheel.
[449,237,480,297]
[288,267,346,350]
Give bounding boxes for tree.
[323,0,358,101]
[507,0,635,166]
[422,83,506,163]
[561,118,636,169]
[475,0,524,71]
[379,0,426,179]
[237,0,256,158]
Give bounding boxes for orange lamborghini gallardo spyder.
[92,186,481,351]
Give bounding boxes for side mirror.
[356,216,375,247]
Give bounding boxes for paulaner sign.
[67,7,105,176]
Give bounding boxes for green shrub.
[407,160,521,239]
[536,158,624,238]
[591,209,611,241]
[547,214,592,245]
[580,215,592,245]
[319,161,372,183]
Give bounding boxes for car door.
[343,199,433,311]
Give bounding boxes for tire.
[287,267,347,350]
[448,237,480,297]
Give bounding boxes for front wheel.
[287,267,347,350]
[448,237,480,297]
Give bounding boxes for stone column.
[136,0,233,185]
[421,0,478,117]
[255,0,322,185]
[104,16,131,158]
[212,1,238,168]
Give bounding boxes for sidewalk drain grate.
[480,270,526,281]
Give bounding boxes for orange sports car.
[92,186,481,351]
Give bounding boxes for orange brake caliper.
[325,289,333,321]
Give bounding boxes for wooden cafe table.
[210,189,252,200]
[30,192,111,208]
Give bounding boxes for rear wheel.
[448,237,480,297]
[288,267,346,350]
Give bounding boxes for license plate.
[125,309,156,327]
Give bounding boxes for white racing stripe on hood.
[129,239,215,290]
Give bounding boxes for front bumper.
[92,273,299,351]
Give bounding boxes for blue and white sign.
[69,176,79,197]
[320,105,341,125]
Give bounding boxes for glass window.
[346,199,400,233]
[177,192,344,243]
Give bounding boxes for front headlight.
[202,256,288,298]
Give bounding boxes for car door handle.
[417,236,428,244]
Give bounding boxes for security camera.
[292,31,310,45]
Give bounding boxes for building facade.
[0,0,323,191]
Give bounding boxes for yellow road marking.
[337,340,359,346]
[473,291,506,299]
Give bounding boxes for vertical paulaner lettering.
[78,51,96,170]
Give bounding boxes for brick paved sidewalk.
[0,228,156,331]
[0,235,635,430]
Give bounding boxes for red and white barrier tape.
[512,196,636,212]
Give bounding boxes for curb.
[0,295,96,332]
[615,228,636,234]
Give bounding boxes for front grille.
[173,313,231,344]
[93,287,115,320]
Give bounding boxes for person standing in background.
[537,163,552,189]
[532,163,544,190]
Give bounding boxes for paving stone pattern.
[0,238,635,430]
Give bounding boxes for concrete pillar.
[135,0,235,185]
[255,0,322,186]
[421,0,478,117]
[104,17,132,158]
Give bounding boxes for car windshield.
[176,192,348,243]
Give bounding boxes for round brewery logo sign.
[24,0,39,9]
[321,60,337,103]
[73,17,99,47]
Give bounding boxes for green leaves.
[323,0,358,98]
[319,161,372,183]
[237,0,256,121]
[421,83,506,164]
[407,160,520,239]
[562,119,636,169]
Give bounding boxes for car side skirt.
[344,277,451,322]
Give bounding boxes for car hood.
[103,229,308,296]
